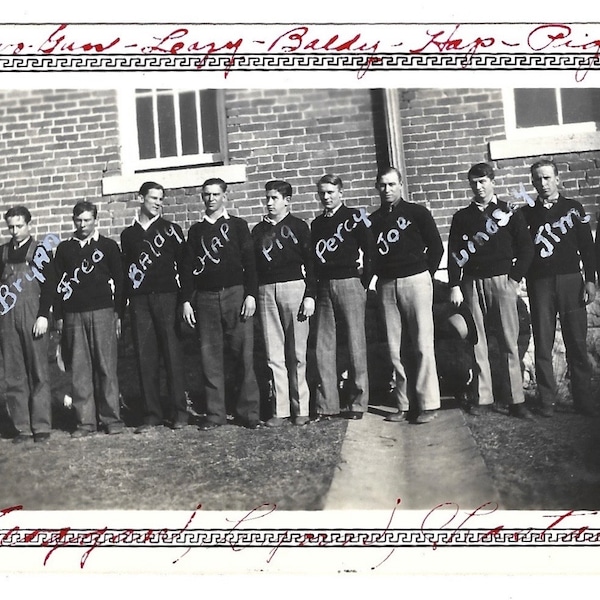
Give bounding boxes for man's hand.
[32,316,48,338]
[583,281,596,305]
[449,286,464,306]
[298,297,315,321]
[55,318,63,335]
[240,295,256,321]
[182,301,196,327]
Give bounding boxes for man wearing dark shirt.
[522,159,597,417]
[310,174,375,421]
[120,181,188,432]
[54,201,124,437]
[182,178,260,430]
[0,206,58,444]
[370,166,443,424]
[448,163,534,418]
[252,180,316,427]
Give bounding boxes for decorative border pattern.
[2,528,599,548]
[0,53,598,72]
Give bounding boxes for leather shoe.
[415,410,437,424]
[199,422,221,431]
[508,404,534,420]
[107,425,124,435]
[344,411,363,420]
[12,434,33,445]
[245,421,264,429]
[294,416,310,426]
[265,417,286,427]
[170,421,188,430]
[33,432,51,443]
[384,411,409,422]
[538,405,554,418]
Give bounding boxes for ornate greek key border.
[0,53,597,72]
[2,528,599,548]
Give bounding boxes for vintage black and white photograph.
[1,5,600,586]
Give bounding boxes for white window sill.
[102,164,247,196]
[489,132,600,160]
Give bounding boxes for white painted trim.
[490,131,600,160]
[102,164,247,196]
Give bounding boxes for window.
[129,89,226,171]
[490,88,600,160]
[105,88,244,195]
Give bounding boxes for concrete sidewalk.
[324,405,502,510]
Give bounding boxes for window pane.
[514,89,558,128]
[200,89,221,153]
[136,95,156,160]
[561,88,600,124]
[179,91,199,156]
[157,93,177,157]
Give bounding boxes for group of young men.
[0,158,597,444]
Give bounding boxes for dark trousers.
[130,292,187,426]
[528,273,592,409]
[193,285,260,425]
[63,308,122,431]
[0,294,51,436]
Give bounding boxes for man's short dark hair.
[375,166,403,185]
[530,159,559,176]
[73,201,98,219]
[317,174,343,189]
[139,181,164,197]
[467,163,495,181]
[265,180,292,198]
[4,206,32,223]
[202,178,227,192]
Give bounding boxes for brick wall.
[0,89,120,242]
[399,88,506,237]
[400,88,600,237]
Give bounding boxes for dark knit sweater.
[252,213,316,299]
[53,234,123,318]
[181,214,257,301]
[120,217,186,301]
[521,195,596,282]
[0,237,57,318]
[448,199,534,286]
[370,199,443,278]
[310,204,375,286]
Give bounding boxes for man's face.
[202,184,226,216]
[6,216,30,245]
[73,210,96,239]
[317,183,343,212]
[532,165,560,200]
[265,190,289,222]
[469,175,495,204]
[139,187,164,219]
[376,172,403,205]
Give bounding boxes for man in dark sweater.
[0,206,58,444]
[181,178,260,430]
[448,163,534,418]
[370,166,443,424]
[252,180,316,427]
[311,174,375,421]
[522,159,597,417]
[120,181,188,432]
[54,201,124,437]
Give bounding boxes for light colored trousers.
[259,280,310,418]
[378,271,440,412]
[461,274,524,406]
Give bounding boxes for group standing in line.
[1,158,598,443]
